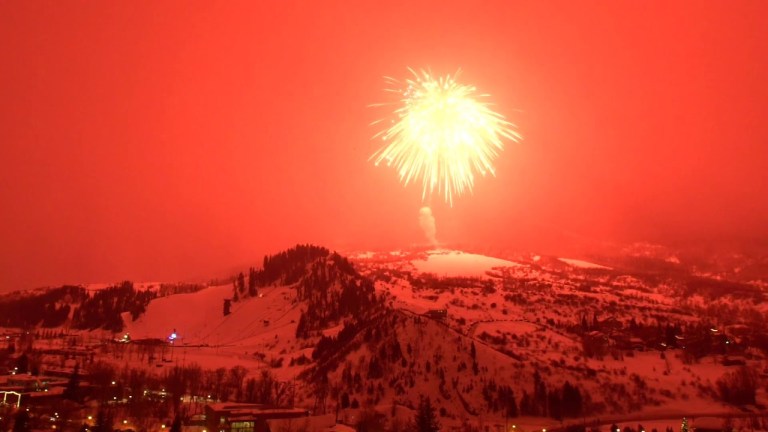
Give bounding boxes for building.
[0,391,22,408]
[423,309,448,320]
[2,375,48,392]
[204,403,309,432]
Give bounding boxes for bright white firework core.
[371,68,521,206]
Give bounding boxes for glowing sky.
[1,1,767,291]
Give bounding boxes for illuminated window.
[231,421,254,432]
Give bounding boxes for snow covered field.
[412,250,521,277]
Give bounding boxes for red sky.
[1,1,767,291]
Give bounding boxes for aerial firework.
[371,68,521,206]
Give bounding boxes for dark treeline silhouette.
[157,282,206,297]
[295,252,378,338]
[312,322,356,363]
[257,244,330,285]
[415,396,440,432]
[86,361,292,410]
[0,282,155,331]
[232,244,330,301]
[72,281,156,332]
[574,310,756,362]
[0,285,85,328]
[229,244,379,337]
[253,244,330,287]
[716,366,757,405]
[303,311,397,408]
[481,380,517,417]
[518,371,584,420]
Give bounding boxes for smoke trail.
[418,206,438,246]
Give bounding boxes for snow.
[350,251,375,259]
[5,245,766,428]
[123,283,307,380]
[126,284,232,342]
[558,257,613,270]
[412,250,521,277]
[127,284,302,345]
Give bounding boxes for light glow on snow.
[558,258,612,270]
[413,250,520,277]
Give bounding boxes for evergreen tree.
[248,267,258,297]
[12,410,30,432]
[237,272,246,295]
[533,370,547,416]
[94,406,114,432]
[561,381,583,418]
[681,418,689,432]
[16,353,29,374]
[170,414,182,432]
[356,409,386,432]
[296,313,308,339]
[548,389,562,420]
[519,391,532,416]
[63,363,81,402]
[506,388,518,418]
[415,396,440,432]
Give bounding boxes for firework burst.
[371,68,520,206]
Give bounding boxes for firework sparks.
[371,68,520,206]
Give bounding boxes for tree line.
[0,282,155,332]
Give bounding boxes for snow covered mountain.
[2,244,767,430]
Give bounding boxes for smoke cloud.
[418,206,438,246]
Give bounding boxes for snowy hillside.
[3,244,768,431]
[126,284,300,346]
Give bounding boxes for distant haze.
[1,1,767,292]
